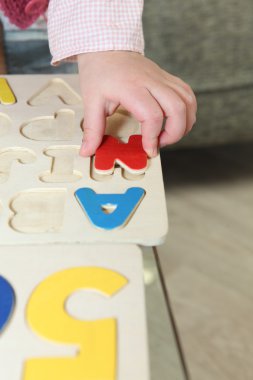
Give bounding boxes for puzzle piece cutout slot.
[90,157,114,183]
[21,110,76,141]
[90,156,146,182]
[40,146,82,183]
[81,110,139,145]
[0,78,16,105]
[9,188,67,233]
[23,267,128,380]
[104,108,139,138]
[27,78,82,107]
[0,113,12,137]
[0,148,36,184]
[0,142,147,185]
[94,135,148,176]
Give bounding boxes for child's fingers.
[165,80,197,115]
[118,87,164,157]
[163,71,197,103]
[80,99,106,157]
[147,85,187,146]
[162,80,197,134]
[151,75,197,134]
[161,72,197,132]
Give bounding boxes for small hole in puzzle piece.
[9,188,67,233]
[0,113,12,137]
[75,187,145,230]
[40,146,82,183]
[0,147,36,184]
[0,78,16,105]
[101,204,117,215]
[27,78,82,106]
[21,109,75,141]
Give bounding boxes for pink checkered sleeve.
[47,0,145,65]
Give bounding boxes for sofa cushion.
[143,0,253,91]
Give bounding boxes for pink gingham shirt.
[47,0,144,64]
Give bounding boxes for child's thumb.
[80,103,106,157]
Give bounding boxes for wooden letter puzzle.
[0,75,168,380]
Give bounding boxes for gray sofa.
[143,0,253,147]
[3,0,253,147]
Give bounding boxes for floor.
[158,143,253,380]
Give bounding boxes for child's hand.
[78,51,197,158]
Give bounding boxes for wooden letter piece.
[0,148,36,184]
[21,109,75,141]
[94,135,148,175]
[0,78,16,105]
[75,187,145,230]
[0,276,15,333]
[10,189,67,233]
[24,267,127,380]
[28,78,81,106]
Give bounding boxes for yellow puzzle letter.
[23,267,128,380]
[0,78,16,105]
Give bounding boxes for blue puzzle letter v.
[75,187,145,230]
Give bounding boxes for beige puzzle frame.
[0,75,168,246]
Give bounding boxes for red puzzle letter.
[94,135,148,175]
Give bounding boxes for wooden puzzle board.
[0,244,149,380]
[0,75,168,246]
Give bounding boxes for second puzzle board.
[0,75,168,246]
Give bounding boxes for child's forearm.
[47,0,144,65]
